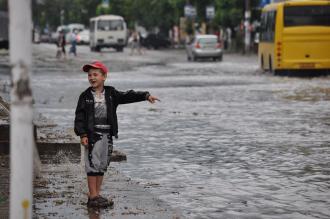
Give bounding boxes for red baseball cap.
[82,61,108,74]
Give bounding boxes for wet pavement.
[0,154,181,219]
[1,44,330,219]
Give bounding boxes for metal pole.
[244,0,251,54]
[9,0,34,218]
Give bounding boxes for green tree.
[213,0,244,28]
[96,4,111,16]
[31,0,261,34]
[33,0,100,30]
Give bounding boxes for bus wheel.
[261,55,265,71]
[269,56,273,74]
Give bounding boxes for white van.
[89,15,127,52]
[67,23,85,33]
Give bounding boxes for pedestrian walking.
[56,30,66,59]
[138,31,147,54]
[226,27,232,52]
[69,29,78,57]
[74,61,159,208]
[129,31,142,55]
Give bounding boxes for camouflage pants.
[85,133,113,175]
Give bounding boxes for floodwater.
[1,44,330,218]
[111,63,330,219]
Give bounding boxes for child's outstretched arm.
[146,94,160,104]
[114,88,159,104]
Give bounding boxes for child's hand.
[147,95,160,104]
[81,136,89,147]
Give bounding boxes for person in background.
[129,31,142,55]
[69,29,78,57]
[56,30,66,59]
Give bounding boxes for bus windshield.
[97,20,124,31]
[284,5,330,27]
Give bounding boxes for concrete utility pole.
[60,9,64,25]
[9,0,34,218]
[244,0,251,54]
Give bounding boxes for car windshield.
[97,20,124,31]
[198,38,217,44]
[284,5,330,27]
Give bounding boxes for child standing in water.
[74,61,159,208]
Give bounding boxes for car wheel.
[218,55,223,62]
[192,56,197,62]
[95,46,101,52]
[187,56,191,61]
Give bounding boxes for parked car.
[39,33,52,43]
[140,33,171,50]
[77,29,90,45]
[67,23,85,33]
[186,35,223,61]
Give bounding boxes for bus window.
[109,20,124,31]
[97,20,124,31]
[268,11,276,42]
[260,13,267,41]
[284,5,330,27]
[260,11,276,42]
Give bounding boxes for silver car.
[186,35,223,61]
[77,29,90,45]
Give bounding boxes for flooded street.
[1,44,330,219]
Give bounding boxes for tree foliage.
[0,0,7,11]
[33,0,99,30]
[32,0,261,33]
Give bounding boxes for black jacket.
[74,86,150,142]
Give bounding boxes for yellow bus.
[258,0,330,75]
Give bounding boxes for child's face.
[88,68,106,89]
